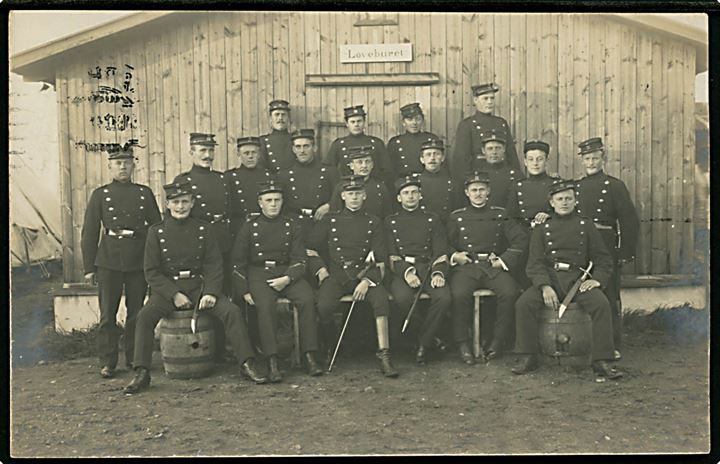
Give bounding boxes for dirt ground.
[10,263,710,457]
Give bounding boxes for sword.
[190,277,205,334]
[557,261,593,319]
[401,264,434,334]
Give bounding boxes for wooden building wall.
[54,12,697,282]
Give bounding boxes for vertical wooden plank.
[493,14,511,132]
[557,14,574,179]
[667,40,684,273]
[509,14,527,157]
[193,17,211,135]
[525,14,542,140]
[446,14,463,145]
[161,26,179,182]
[81,53,102,197]
[650,37,668,274]
[225,13,243,166]
[462,13,480,120]
[318,12,337,155]
[681,44,696,275]
[257,12,274,134]
[383,17,401,140]
[635,31,653,275]
[127,44,150,187]
[143,31,165,204]
[208,13,228,171]
[429,14,446,141]
[413,13,432,128]
[177,21,196,175]
[68,59,88,282]
[336,12,352,134]
[541,14,559,174]
[241,12,259,137]
[367,20,386,141]
[603,21,622,179]
[305,12,322,131]
[288,12,306,129]
[99,48,118,188]
[56,71,75,282]
[352,14,369,134]
[476,13,493,86]
[273,13,290,104]
[572,14,590,180]
[588,16,606,145]
[398,13,415,127]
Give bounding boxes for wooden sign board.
[340,43,413,63]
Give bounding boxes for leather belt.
[403,256,429,264]
[300,208,314,217]
[553,262,571,271]
[594,223,614,230]
[172,270,199,280]
[105,228,136,238]
[208,214,227,224]
[260,260,288,269]
[471,252,491,263]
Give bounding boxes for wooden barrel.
[538,303,592,367]
[157,310,216,379]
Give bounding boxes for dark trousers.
[132,292,254,369]
[317,275,391,322]
[96,267,147,369]
[390,277,451,348]
[514,285,615,361]
[247,268,319,356]
[598,229,623,348]
[450,264,520,345]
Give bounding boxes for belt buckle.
[476,253,489,261]
[301,208,314,216]
[178,270,191,279]
[264,260,276,269]
[554,262,570,271]
[120,229,135,237]
[404,256,416,264]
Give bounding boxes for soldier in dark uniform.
[386,102,440,178]
[511,180,623,380]
[385,175,452,365]
[447,172,527,364]
[451,83,520,180]
[277,128,339,239]
[324,105,389,183]
[225,136,272,237]
[506,140,562,289]
[306,177,399,377]
[258,100,294,173]
[232,180,323,381]
[123,182,267,394]
[575,137,640,360]
[329,147,393,219]
[474,130,521,208]
[417,138,462,222]
[81,146,161,378]
[173,133,233,293]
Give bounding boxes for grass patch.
[624,305,709,343]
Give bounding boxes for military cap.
[577,137,604,156]
[400,102,423,119]
[268,99,291,113]
[163,181,193,200]
[394,173,422,194]
[237,136,261,148]
[343,105,366,119]
[548,179,577,197]
[464,171,491,186]
[291,128,315,141]
[340,175,366,191]
[190,132,218,146]
[107,144,134,160]
[347,145,374,160]
[524,140,550,154]
[257,179,283,196]
[471,83,500,96]
[420,138,445,152]
[480,130,506,145]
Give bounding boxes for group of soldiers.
[80,83,640,395]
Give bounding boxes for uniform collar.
[271,128,289,135]
[422,168,444,176]
[527,172,549,180]
[343,206,363,214]
[295,157,318,167]
[110,179,133,186]
[486,161,507,170]
[552,210,577,220]
[400,205,420,214]
[469,202,489,211]
[167,214,191,224]
[585,169,605,179]
[473,110,493,118]
[190,164,212,174]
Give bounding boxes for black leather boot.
[123,367,151,394]
[240,358,268,384]
[592,360,623,380]
[268,355,283,383]
[376,349,399,378]
[415,345,427,366]
[458,341,474,365]
[320,322,337,367]
[511,354,539,375]
[304,351,323,377]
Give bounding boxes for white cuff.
[363,277,377,287]
[403,266,417,281]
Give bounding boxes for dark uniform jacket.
[451,111,520,180]
[418,169,463,222]
[323,133,389,180]
[258,129,294,173]
[575,170,640,260]
[306,208,386,286]
[81,180,161,273]
[277,159,339,217]
[173,165,232,252]
[474,160,521,208]
[223,165,271,235]
[329,176,393,219]
[387,131,439,177]
[506,172,561,227]
[384,207,449,280]
[144,216,223,301]
[526,211,613,292]
[447,204,528,277]
[231,213,307,296]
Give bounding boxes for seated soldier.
[306,177,399,378]
[385,175,452,365]
[329,146,393,219]
[124,182,267,394]
[511,179,623,380]
[232,180,323,382]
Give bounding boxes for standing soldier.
[417,139,462,222]
[306,177,399,377]
[511,180,623,380]
[123,181,267,394]
[506,140,561,289]
[258,99,294,174]
[474,130,521,208]
[324,105,389,182]
[575,137,640,360]
[173,133,233,293]
[447,172,527,364]
[277,129,339,238]
[232,180,323,381]
[329,147,394,219]
[451,83,520,180]
[385,175,452,365]
[81,146,161,378]
[225,136,272,238]
[387,102,440,178]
